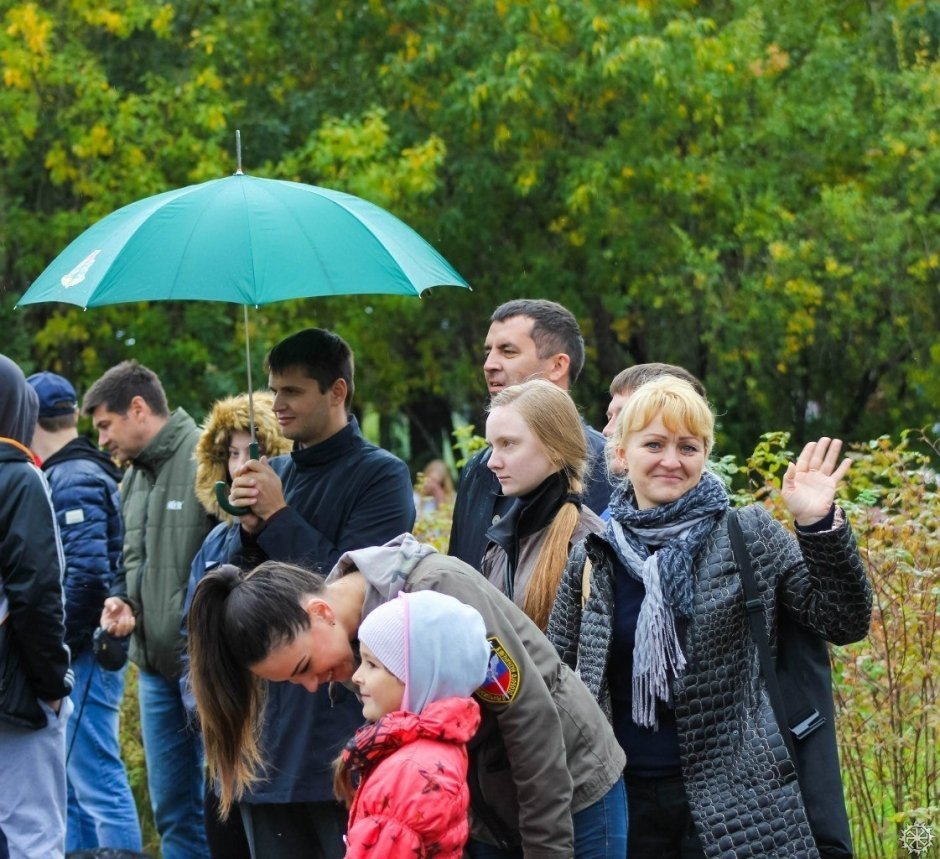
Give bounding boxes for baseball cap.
[26,371,78,418]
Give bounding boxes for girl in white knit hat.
[333,590,490,859]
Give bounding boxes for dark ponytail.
[187,562,325,815]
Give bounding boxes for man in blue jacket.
[27,371,142,854]
[221,328,415,859]
[0,355,73,859]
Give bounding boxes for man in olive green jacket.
[84,361,214,859]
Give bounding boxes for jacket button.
[492,515,501,525]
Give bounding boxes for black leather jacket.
[547,504,871,858]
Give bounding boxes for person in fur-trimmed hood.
[182,392,292,689]
[180,391,292,858]
[192,392,292,523]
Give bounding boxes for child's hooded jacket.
[344,697,481,858]
[343,589,489,857]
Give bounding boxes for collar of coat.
[132,408,196,475]
[485,470,573,555]
[289,416,363,467]
[0,436,36,464]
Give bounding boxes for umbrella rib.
[296,192,416,294]
[103,182,221,306]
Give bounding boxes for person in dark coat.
[0,355,73,859]
[448,299,613,570]
[219,328,416,859]
[547,377,872,858]
[27,371,142,853]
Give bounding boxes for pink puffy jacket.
[344,696,481,858]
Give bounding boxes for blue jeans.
[138,669,208,859]
[467,776,628,858]
[66,649,142,852]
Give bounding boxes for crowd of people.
[0,297,872,859]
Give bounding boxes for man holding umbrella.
[84,360,214,859]
[218,327,416,859]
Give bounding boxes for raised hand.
[781,437,852,527]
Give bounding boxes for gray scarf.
[606,471,729,728]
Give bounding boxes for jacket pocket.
[0,622,47,730]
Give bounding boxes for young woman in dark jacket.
[547,376,872,859]
[481,380,604,630]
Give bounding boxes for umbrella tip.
[234,129,244,176]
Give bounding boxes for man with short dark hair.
[27,371,141,854]
[84,360,213,859]
[222,328,416,859]
[448,299,612,568]
[0,355,73,859]
[603,362,707,439]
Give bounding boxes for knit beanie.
[358,591,491,714]
[357,597,408,684]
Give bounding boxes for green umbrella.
[17,162,470,512]
[16,175,468,307]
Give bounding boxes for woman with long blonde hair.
[482,379,604,630]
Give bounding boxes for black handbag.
[727,509,854,859]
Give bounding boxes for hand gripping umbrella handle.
[214,441,259,517]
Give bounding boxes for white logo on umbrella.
[60,249,101,288]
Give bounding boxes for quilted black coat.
[547,504,871,858]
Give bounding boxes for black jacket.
[219,417,416,803]
[449,419,612,570]
[0,356,72,729]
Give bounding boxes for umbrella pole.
[244,303,256,446]
[213,304,258,517]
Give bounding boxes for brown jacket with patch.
[334,536,626,859]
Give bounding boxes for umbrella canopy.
[16,174,468,308]
[17,171,469,515]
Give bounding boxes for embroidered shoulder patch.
[475,636,521,704]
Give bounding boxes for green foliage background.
[1,0,938,464]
